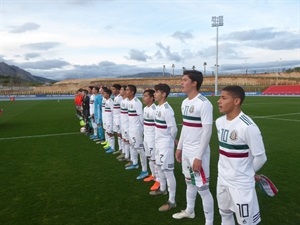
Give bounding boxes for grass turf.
[0,96,299,225]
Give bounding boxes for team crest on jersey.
[230,130,238,141]
[189,105,194,113]
[158,111,161,117]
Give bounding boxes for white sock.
[157,165,166,191]
[164,170,176,204]
[130,145,138,165]
[149,160,155,177]
[137,148,147,172]
[109,135,115,150]
[198,186,214,225]
[124,142,130,159]
[154,164,160,182]
[186,179,197,214]
[118,136,122,151]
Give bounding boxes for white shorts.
[128,131,143,149]
[217,183,261,225]
[155,147,174,170]
[144,136,155,160]
[105,122,113,134]
[121,128,128,141]
[182,154,210,187]
[113,117,121,133]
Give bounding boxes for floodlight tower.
[211,15,223,96]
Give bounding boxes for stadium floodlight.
[203,62,207,76]
[172,64,175,76]
[211,15,223,96]
[163,64,165,77]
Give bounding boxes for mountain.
[0,62,56,83]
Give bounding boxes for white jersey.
[104,98,113,126]
[155,102,177,150]
[101,97,106,125]
[127,97,143,133]
[143,103,156,138]
[216,111,266,188]
[113,94,122,119]
[177,94,213,158]
[89,94,95,115]
[120,97,129,131]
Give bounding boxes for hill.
[0,62,56,84]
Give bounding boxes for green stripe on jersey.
[240,115,253,126]
[183,115,201,121]
[219,141,249,150]
[155,119,166,124]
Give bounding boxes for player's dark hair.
[127,84,137,95]
[88,86,94,90]
[93,86,99,92]
[121,85,127,91]
[112,84,121,90]
[183,70,203,90]
[222,85,245,105]
[154,83,171,97]
[103,87,112,96]
[143,89,155,101]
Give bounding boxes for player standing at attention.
[216,85,267,225]
[172,70,214,224]
[125,85,148,180]
[89,86,98,140]
[81,89,90,134]
[142,89,160,190]
[150,83,177,212]
[117,85,131,163]
[102,87,114,153]
[94,86,105,142]
[111,84,123,155]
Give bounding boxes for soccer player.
[74,88,83,118]
[172,70,214,225]
[102,87,114,153]
[111,84,123,155]
[81,89,90,133]
[142,89,160,191]
[215,85,267,225]
[94,86,105,142]
[89,86,98,140]
[125,85,148,180]
[150,83,177,212]
[117,85,130,162]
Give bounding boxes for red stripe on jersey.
[200,167,207,184]
[121,112,128,114]
[105,110,112,112]
[144,122,155,126]
[183,121,202,127]
[219,149,249,158]
[155,124,167,129]
[128,114,138,116]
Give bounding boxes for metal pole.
[215,25,218,96]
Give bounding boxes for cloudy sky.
[1,0,299,80]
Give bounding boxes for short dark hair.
[183,70,203,90]
[88,86,94,90]
[121,85,127,90]
[93,86,99,92]
[143,89,155,99]
[222,85,245,105]
[112,84,121,90]
[154,83,171,97]
[127,84,137,95]
[103,87,112,96]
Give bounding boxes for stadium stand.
[262,85,300,95]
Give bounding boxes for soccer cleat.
[136,171,149,180]
[113,150,121,155]
[93,138,101,142]
[125,161,132,167]
[101,141,108,145]
[116,153,125,160]
[149,189,167,196]
[89,135,98,140]
[106,148,114,154]
[144,175,155,182]
[172,210,195,219]
[103,143,110,149]
[158,201,177,212]
[150,181,160,191]
[118,157,129,162]
[125,164,139,170]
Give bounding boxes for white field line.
[0,132,80,141]
[251,112,300,122]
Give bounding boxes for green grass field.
[0,96,299,225]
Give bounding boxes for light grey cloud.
[21,42,60,51]
[18,59,70,70]
[9,22,40,33]
[24,53,41,60]
[156,42,182,62]
[126,49,151,62]
[171,31,193,43]
[222,28,299,50]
